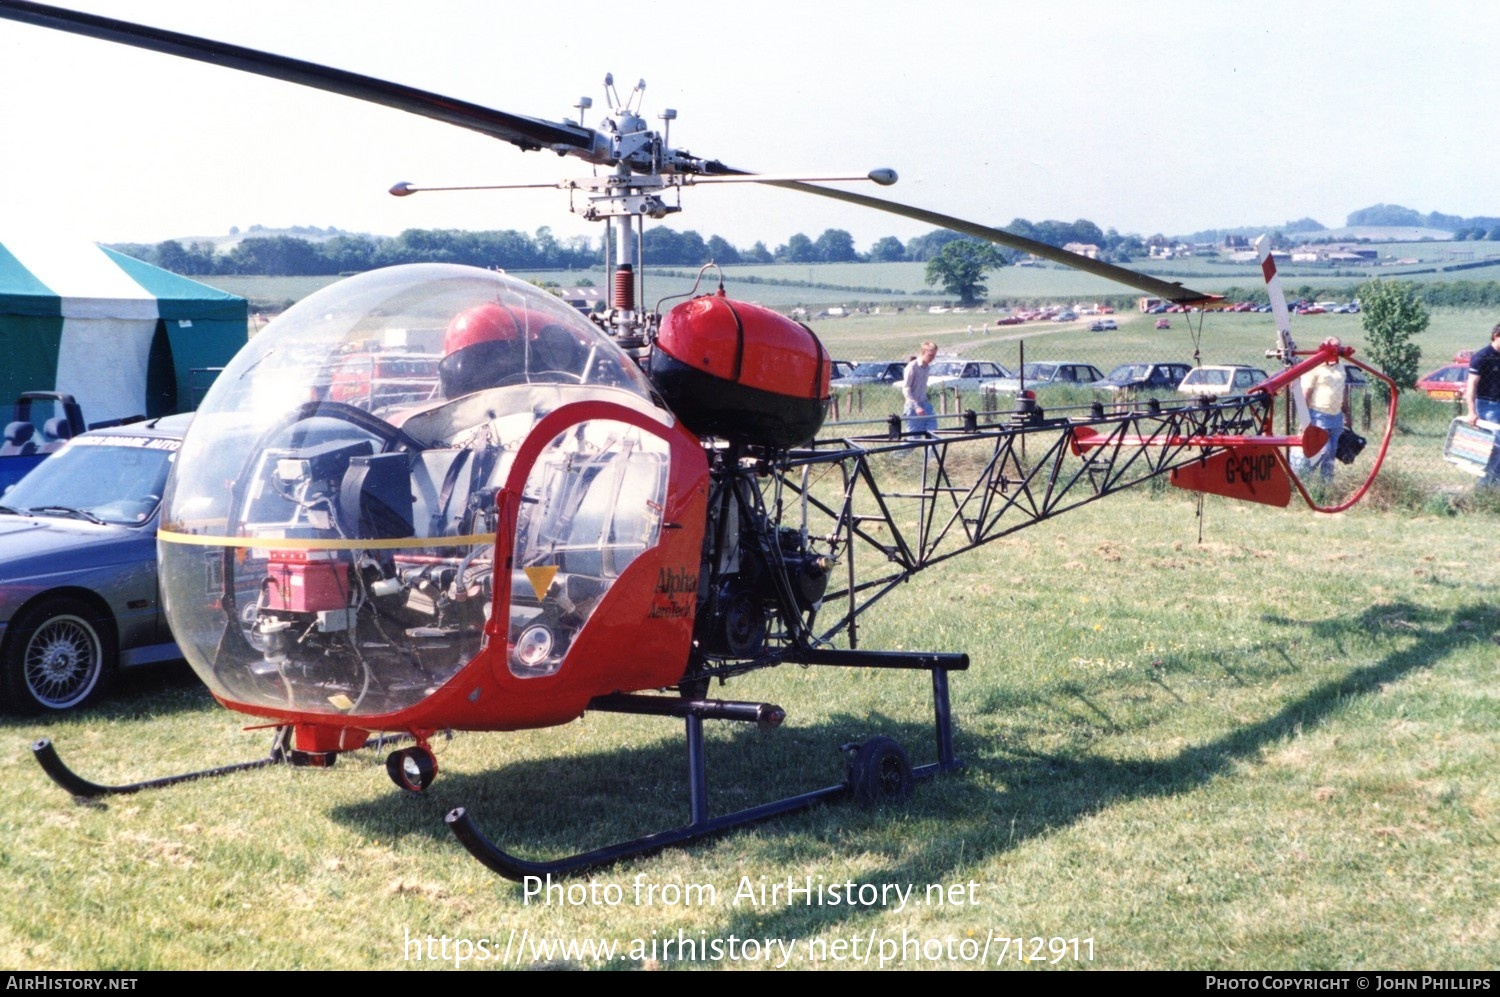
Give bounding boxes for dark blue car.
[0,414,190,712]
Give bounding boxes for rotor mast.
[569,75,682,348]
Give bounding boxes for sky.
[0,0,1496,252]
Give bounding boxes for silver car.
[0,414,190,712]
[927,359,1015,396]
[984,361,1105,395]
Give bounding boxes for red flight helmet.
[439,302,526,397]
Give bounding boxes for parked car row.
[832,357,1282,400]
[828,354,1388,414]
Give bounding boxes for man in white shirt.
[903,341,938,435]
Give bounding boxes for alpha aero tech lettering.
[649,567,697,619]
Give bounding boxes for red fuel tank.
[649,293,831,447]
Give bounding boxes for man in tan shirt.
[1301,336,1349,482]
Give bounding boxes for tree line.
[114,216,1145,276]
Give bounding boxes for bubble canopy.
[159,265,681,720]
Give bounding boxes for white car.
[926,360,1014,396]
[984,362,1106,396]
[1177,365,1270,398]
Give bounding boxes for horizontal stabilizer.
[1170,447,1291,507]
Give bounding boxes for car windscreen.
[2,437,176,525]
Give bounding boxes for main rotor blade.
[0,0,594,153]
[701,159,1216,305]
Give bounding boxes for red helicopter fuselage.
[157,264,830,756]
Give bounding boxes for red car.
[1416,363,1468,401]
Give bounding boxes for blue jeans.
[1479,398,1500,485]
[1308,410,1343,481]
[904,399,936,435]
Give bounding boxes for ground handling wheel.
[847,735,913,806]
[386,745,438,793]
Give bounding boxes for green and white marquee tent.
[0,238,247,424]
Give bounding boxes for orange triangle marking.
[523,565,559,601]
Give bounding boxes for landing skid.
[31,728,410,798]
[446,650,967,880]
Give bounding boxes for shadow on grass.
[0,659,213,738]
[324,597,1492,966]
[326,707,943,852]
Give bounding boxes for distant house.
[1064,242,1100,260]
[559,286,605,313]
[1290,244,1377,265]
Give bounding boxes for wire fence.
[826,339,1486,512]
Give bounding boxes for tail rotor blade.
[1256,235,1309,428]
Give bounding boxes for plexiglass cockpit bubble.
[159,265,675,718]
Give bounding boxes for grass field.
[2,489,1495,970]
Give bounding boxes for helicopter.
[0,1,1396,880]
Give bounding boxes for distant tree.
[924,240,1005,305]
[903,228,968,261]
[1105,231,1144,263]
[154,240,191,273]
[318,234,378,272]
[223,235,323,275]
[813,228,858,263]
[1346,204,1424,228]
[642,227,708,265]
[705,234,741,264]
[1069,218,1105,245]
[743,241,774,264]
[1425,210,1466,231]
[867,235,905,262]
[776,232,818,264]
[532,226,561,267]
[1357,279,1428,397]
[1282,217,1326,234]
[676,230,709,264]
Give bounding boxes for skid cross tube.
[446,653,965,880]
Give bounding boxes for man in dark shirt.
[1463,322,1500,485]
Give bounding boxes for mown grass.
[2,492,1495,970]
